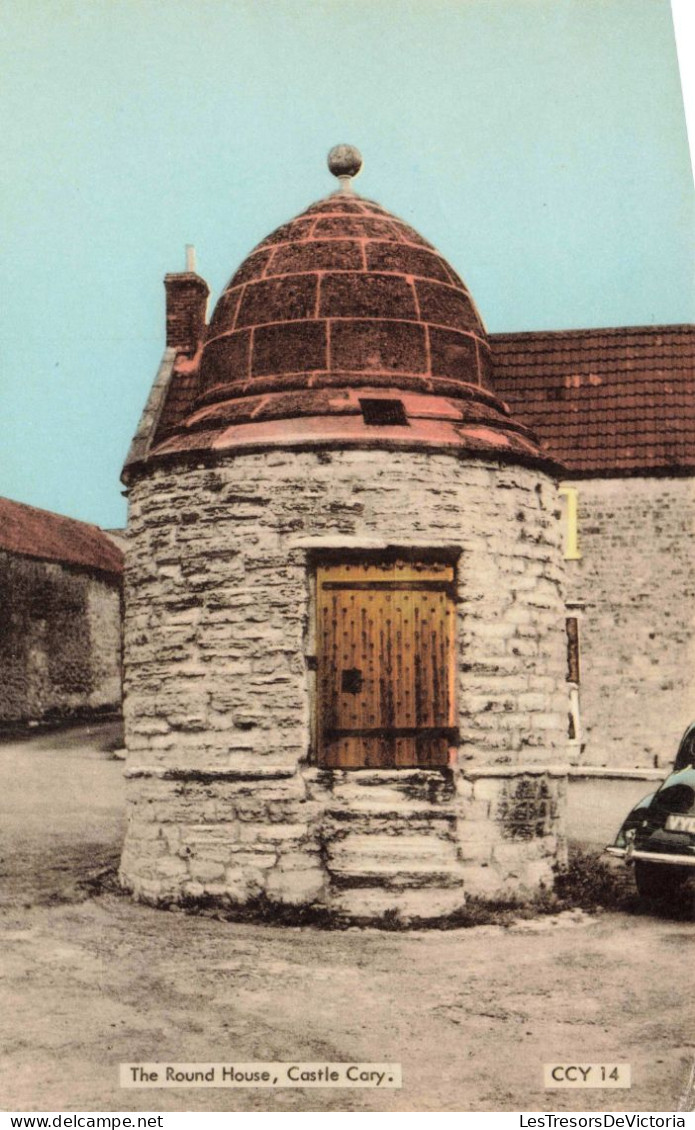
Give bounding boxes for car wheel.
[635,861,688,903]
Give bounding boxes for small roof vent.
[359,398,408,426]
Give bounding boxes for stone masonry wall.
[565,476,694,770]
[0,550,122,724]
[121,450,569,914]
[119,764,567,915]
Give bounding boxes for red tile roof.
[126,192,548,474]
[490,325,695,474]
[155,360,200,439]
[0,497,124,576]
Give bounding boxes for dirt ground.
[1,724,693,1114]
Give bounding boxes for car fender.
[609,792,655,850]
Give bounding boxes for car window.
[674,724,695,772]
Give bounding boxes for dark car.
[606,723,695,902]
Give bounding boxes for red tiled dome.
[198,194,491,400]
[147,190,550,468]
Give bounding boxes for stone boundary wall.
[0,550,122,724]
[565,476,694,770]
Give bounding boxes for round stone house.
[120,150,570,922]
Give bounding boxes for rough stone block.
[228,851,278,869]
[264,867,326,904]
[155,857,189,879]
[256,823,311,843]
[189,860,226,882]
[182,881,205,899]
[468,778,503,803]
[330,885,466,919]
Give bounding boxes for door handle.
[341,668,364,694]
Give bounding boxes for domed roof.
[137,160,549,471]
[198,192,490,400]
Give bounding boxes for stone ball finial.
[327,144,363,181]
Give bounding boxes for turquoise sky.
[1,0,692,528]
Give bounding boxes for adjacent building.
[494,325,694,770]
[0,497,124,727]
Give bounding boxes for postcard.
[1,0,693,1119]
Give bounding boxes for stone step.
[326,833,459,861]
[326,833,466,889]
[328,884,467,920]
[328,863,466,890]
[323,810,458,843]
[315,774,457,811]
[324,803,457,821]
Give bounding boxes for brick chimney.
[164,249,209,354]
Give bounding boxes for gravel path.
[0,724,693,1113]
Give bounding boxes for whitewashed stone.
[565,476,695,768]
[120,449,570,919]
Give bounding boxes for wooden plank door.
[316,559,456,768]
